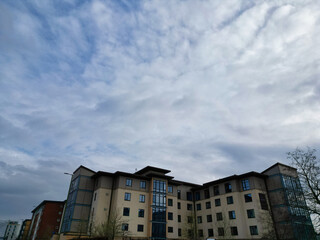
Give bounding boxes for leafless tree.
[287,147,320,231]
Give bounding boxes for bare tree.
[91,210,127,240]
[183,213,198,240]
[287,147,320,231]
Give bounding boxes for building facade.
[17,219,31,240]
[28,200,65,240]
[3,221,20,240]
[60,163,316,240]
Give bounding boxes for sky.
[0,0,319,221]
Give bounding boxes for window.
[244,193,252,202]
[178,215,181,222]
[139,194,145,203]
[168,185,173,193]
[123,207,130,216]
[168,227,173,233]
[213,185,220,196]
[126,178,132,186]
[187,192,193,201]
[197,216,202,223]
[124,192,131,201]
[140,181,146,189]
[204,189,210,199]
[178,228,182,237]
[225,183,232,193]
[188,216,193,223]
[168,212,173,220]
[205,201,211,209]
[218,228,224,236]
[94,193,97,201]
[208,229,214,237]
[178,190,181,199]
[227,196,233,204]
[216,212,223,221]
[259,193,269,210]
[215,198,221,206]
[195,191,200,201]
[168,198,173,206]
[247,209,255,218]
[187,204,193,210]
[122,223,129,231]
[229,211,236,219]
[137,225,144,232]
[207,214,212,222]
[196,203,201,211]
[198,229,203,237]
[231,227,238,236]
[138,209,144,218]
[242,179,250,190]
[178,202,181,209]
[250,226,258,235]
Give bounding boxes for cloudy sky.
[1,0,320,220]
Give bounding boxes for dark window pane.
[208,229,214,237]
[247,209,255,218]
[204,189,210,199]
[123,207,130,216]
[250,226,258,235]
[187,192,193,201]
[140,181,146,189]
[214,185,220,196]
[227,196,233,204]
[126,179,132,186]
[195,191,200,201]
[168,198,173,206]
[215,198,221,206]
[228,211,236,219]
[231,227,238,236]
[259,193,269,210]
[138,209,144,218]
[207,215,212,222]
[137,225,144,232]
[242,179,250,190]
[225,183,232,193]
[196,203,201,211]
[206,201,211,209]
[216,212,223,221]
[244,193,252,202]
[218,228,224,236]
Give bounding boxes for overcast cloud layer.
[1,0,320,220]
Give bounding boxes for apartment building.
[28,200,65,240]
[17,219,31,240]
[60,163,316,240]
[3,221,20,240]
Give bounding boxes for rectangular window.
[168,185,173,193]
[140,181,146,189]
[228,211,236,219]
[178,190,181,199]
[168,198,173,206]
[198,229,203,237]
[227,196,234,204]
[126,178,132,186]
[138,209,144,218]
[259,193,269,210]
[195,191,200,201]
[250,226,258,235]
[204,189,210,199]
[123,207,130,216]
[247,209,255,218]
[168,227,173,233]
[231,227,238,236]
[197,216,202,224]
[196,203,201,211]
[94,193,97,201]
[213,185,220,196]
[178,215,181,222]
[244,193,252,202]
[137,225,144,232]
[178,228,182,237]
[188,216,193,223]
[242,179,250,190]
[225,183,232,193]
[216,212,223,221]
[207,214,212,222]
[208,229,214,237]
[139,194,145,203]
[205,201,211,209]
[178,202,181,209]
[187,204,193,210]
[124,192,131,201]
[218,228,224,236]
[215,198,221,207]
[168,212,173,220]
[122,223,129,231]
[187,192,193,201]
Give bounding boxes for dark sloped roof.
[135,166,171,175]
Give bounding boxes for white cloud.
[0,0,320,220]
